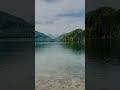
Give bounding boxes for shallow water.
[35,42,85,90]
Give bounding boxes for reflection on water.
[86,39,120,90]
[63,42,85,54]
[0,41,34,90]
[35,42,85,90]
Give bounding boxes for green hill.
[86,7,120,38]
[35,31,53,42]
[61,29,85,42]
[0,11,34,38]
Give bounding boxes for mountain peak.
[0,10,34,38]
[35,31,53,42]
[47,34,59,39]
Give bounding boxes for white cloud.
[35,0,85,35]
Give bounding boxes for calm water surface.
[35,42,85,90]
[0,41,34,90]
[86,39,120,90]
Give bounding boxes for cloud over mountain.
[35,0,85,35]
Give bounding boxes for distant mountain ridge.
[0,11,34,38]
[56,33,67,41]
[35,31,49,38]
[0,11,33,28]
[86,7,120,38]
[35,29,85,42]
[47,34,59,39]
[35,31,53,42]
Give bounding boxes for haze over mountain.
[47,34,59,39]
[35,0,85,35]
[35,31,52,42]
[56,33,67,41]
[35,28,85,42]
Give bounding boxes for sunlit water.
[35,42,85,90]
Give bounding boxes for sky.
[0,0,34,22]
[35,0,85,35]
[86,0,120,12]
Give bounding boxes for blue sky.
[35,0,85,35]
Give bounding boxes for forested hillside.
[0,11,34,38]
[62,29,85,42]
[86,7,120,38]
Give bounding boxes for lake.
[0,41,34,90]
[0,40,119,90]
[35,42,85,90]
[86,39,120,90]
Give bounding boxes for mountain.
[62,29,85,42]
[86,7,120,38]
[0,11,34,38]
[47,34,59,39]
[56,33,67,41]
[35,29,85,42]
[35,31,53,42]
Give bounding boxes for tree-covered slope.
[62,29,85,42]
[0,11,34,38]
[35,31,53,42]
[86,7,120,38]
